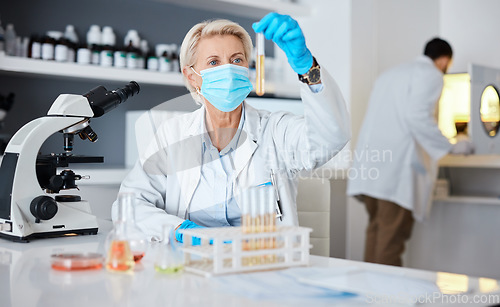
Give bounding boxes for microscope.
[0,81,140,242]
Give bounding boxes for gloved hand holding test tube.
[255,32,265,96]
[253,12,313,75]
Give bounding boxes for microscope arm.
[5,114,88,223]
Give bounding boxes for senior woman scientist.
[112,13,350,242]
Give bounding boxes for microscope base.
[0,227,98,243]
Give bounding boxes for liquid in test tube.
[256,32,265,96]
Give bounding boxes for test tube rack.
[179,226,312,277]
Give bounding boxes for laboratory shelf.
[433,195,500,206]
[0,51,184,86]
[439,154,500,169]
[152,0,311,19]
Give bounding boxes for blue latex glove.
[175,220,233,245]
[252,12,313,75]
[175,220,205,246]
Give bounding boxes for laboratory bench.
[1,219,499,307]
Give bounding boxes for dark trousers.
[363,195,415,267]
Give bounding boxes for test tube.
[258,187,267,251]
[250,193,259,248]
[255,32,265,96]
[241,188,252,264]
[259,184,274,264]
[241,189,251,235]
[241,187,256,266]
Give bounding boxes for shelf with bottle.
[0,20,301,96]
[0,51,185,86]
[0,51,301,97]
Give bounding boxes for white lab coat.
[347,56,452,222]
[114,67,350,240]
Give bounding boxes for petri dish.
[51,253,104,271]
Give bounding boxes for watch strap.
[298,57,321,85]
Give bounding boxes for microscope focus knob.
[30,196,58,221]
[48,175,64,191]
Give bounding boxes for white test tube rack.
[178,226,312,277]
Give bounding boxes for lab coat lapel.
[175,108,203,218]
[232,102,259,180]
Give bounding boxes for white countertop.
[439,154,500,168]
[1,220,499,307]
[71,154,500,186]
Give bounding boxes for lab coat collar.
[416,55,441,73]
[417,55,432,64]
[186,106,204,137]
[185,102,261,139]
[200,104,246,156]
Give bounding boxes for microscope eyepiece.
[112,81,140,104]
[84,81,140,118]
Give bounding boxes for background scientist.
[347,38,470,266]
[112,13,350,242]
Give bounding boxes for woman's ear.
[183,66,199,89]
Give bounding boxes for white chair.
[296,177,331,257]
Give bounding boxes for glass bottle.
[157,44,172,73]
[0,18,5,52]
[86,25,101,65]
[5,24,16,56]
[100,26,115,67]
[19,36,27,57]
[76,43,91,65]
[105,193,147,272]
[105,220,134,273]
[64,25,79,45]
[64,25,79,63]
[28,34,40,59]
[41,34,56,61]
[113,45,127,68]
[154,224,184,274]
[55,37,69,62]
[170,44,180,72]
[125,39,139,69]
[139,40,149,69]
[124,29,141,69]
[146,50,158,71]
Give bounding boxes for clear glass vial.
[155,224,184,274]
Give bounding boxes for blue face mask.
[192,64,253,112]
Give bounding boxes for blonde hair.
[179,19,253,95]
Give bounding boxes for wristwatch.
[298,57,321,85]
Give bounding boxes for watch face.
[309,67,321,83]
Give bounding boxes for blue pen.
[257,177,282,221]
